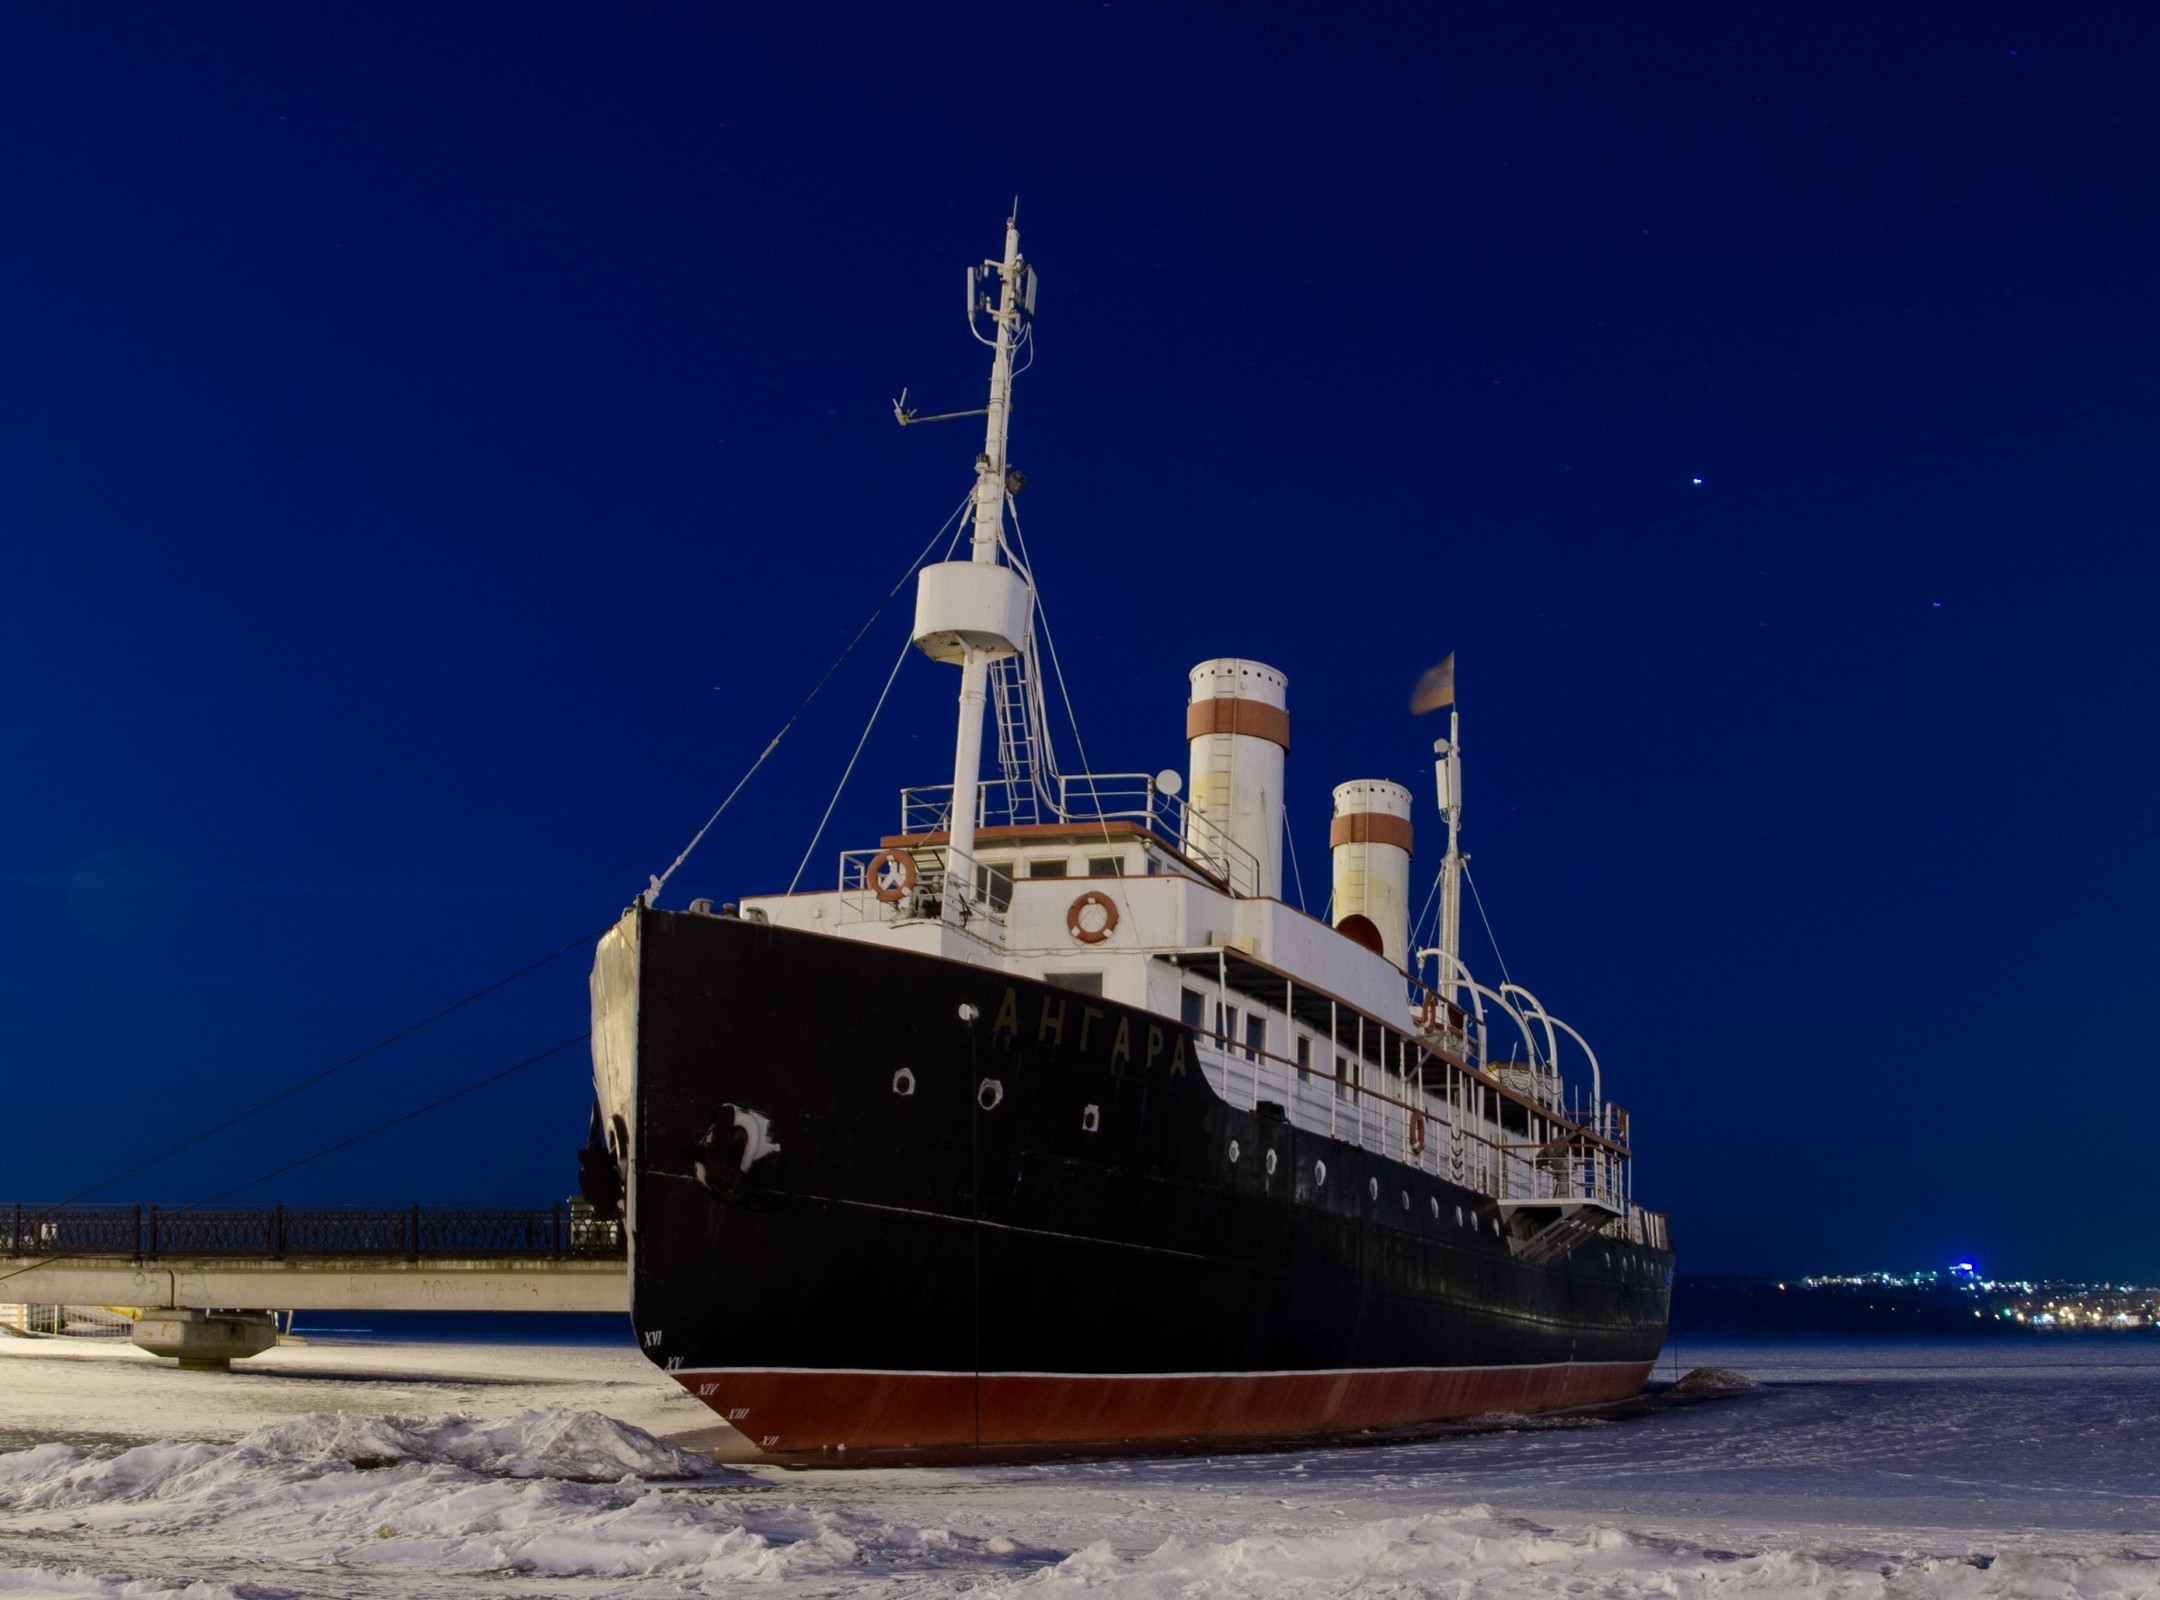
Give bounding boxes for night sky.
[4,6,2155,1280]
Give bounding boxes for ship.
[583,214,1673,1463]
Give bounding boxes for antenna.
[891,384,991,428]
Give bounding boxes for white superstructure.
[720,214,1665,1258]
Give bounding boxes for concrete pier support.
[131,1309,279,1371]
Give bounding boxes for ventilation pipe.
[1330,779,1413,966]
[1183,659,1287,898]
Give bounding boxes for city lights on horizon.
[1772,1263,2160,1332]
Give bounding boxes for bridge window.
[1087,856,1121,877]
[1029,858,1069,878]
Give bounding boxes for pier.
[3,1203,626,1364]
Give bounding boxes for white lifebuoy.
[868,849,916,904]
[1067,890,1119,943]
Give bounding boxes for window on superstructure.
[1216,1002,1238,1050]
[974,862,1014,912]
[1296,1035,1312,1079]
[1244,1013,1265,1063]
[1087,856,1121,877]
[1029,859,1069,878]
[1047,971,1103,996]
[1180,988,1206,1030]
[1335,1055,1351,1100]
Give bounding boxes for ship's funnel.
[1330,779,1412,966]
[1184,659,1286,899]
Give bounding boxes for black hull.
[622,908,1671,1457]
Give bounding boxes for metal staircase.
[1509,1209,1613,1268]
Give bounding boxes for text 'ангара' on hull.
[580,211,1673,1464]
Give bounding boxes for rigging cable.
[25,923,612,1218]
[28,493,973,1223]
[787,626,923,893]
[643,490,974,907]
[1411,866,1443,956]
[171,1033,591,1211]
[785,508,974,891]
[1462,862,1515,992]
[1283,806,1310,913]
[1005,499,1121,852]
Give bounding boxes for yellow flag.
[1409,653,1455,715]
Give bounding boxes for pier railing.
[3,1203,625,1261]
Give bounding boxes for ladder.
[988,635,1063,826]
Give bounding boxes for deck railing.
[1191,1024,1634,1218]
[896,774,1265,896]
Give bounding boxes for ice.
[1030,1511,2158,1597]
[3,1338,2157,1597]
[0,1568,234,1599]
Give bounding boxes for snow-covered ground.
[2,1333,2155,1597]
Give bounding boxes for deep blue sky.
[4,6,2155,1279]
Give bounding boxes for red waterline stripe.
[674,1359,1655,1453]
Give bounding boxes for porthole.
[1314,1160,1328,1187]
[1430,1197,1440,1219]
[1454,1205,1464,1226]
[1265,1149,1278,1175]
[977,1078,1004,1112]
[1400,1190,1409,1210]
[1228,1139,1241,1164]
[1080,1103,1100,1133]
[891,1068,916,1097]
[1368,1177,1379,1201]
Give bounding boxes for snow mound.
[1670,1364,1764,1394]
[238,1407,712,1480]
[0,1567,235,1599]
[0,1412,1034,1590]
[1028,1508,2159,1598]
[0,1408,708,1513]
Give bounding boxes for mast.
[1435,710,1464,1004]
[945,217,1024,916]
[905,213,1036,924]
